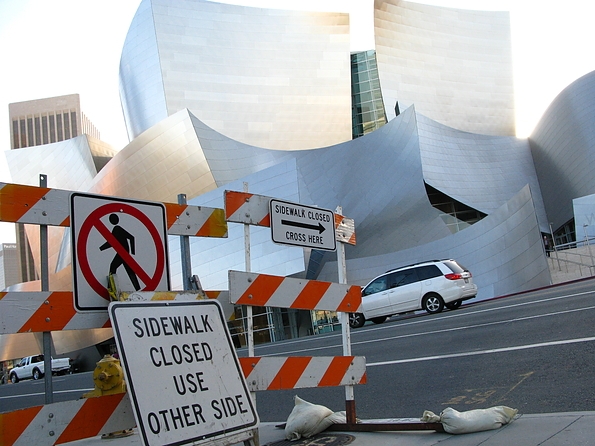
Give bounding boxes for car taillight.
[445,273,462,280]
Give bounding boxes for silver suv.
[349,259,477,328]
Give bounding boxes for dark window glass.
[42,116,48,144]
[56,114,63,141]
[63,113,70,139]
[442,260,467,274]
[34,117,41,145]
[71,112,78,136]
[416,265,442,280]
[363,275,388,296]
[27,118,33,147]
[388,269,419,288]
[20,119,27,147]
[49,115,56,143]
[12,120,19,148]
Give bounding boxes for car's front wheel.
[10,373,18,384]
[32,368,43,380]
[445,300,462,310]
[348,313,365,328]
[422,293,444,314]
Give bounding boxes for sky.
[0,0,594,243]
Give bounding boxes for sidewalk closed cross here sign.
[270,199,336,251]
[109,300,258,446]
[71,193,171,312]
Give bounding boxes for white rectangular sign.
[109,300,258,446]
[269,199,336,251]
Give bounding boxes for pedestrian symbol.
[71,193,170,312]
[99,213,141,291]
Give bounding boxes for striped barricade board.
[335,213,356,245]
[0,182,228,237]
[228,270,362,313]
[239,356,366,391]
[0,392,135,446]
[0,291,110,334]
[224,190,271,226]
[0,291,232,334]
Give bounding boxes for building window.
[425,183,486,233]
[71,111,78,137]
[20,119,27,147]
[12,120,19,149]
[42,116,48,144]
[63,112,70,139]
[56,113,63,141]
[49,115,56,143]
[34,117,41,146]
[351,50,387,139]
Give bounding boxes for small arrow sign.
[281,219,326,234]
[270,199,336,251]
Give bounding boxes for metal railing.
[546,236,595,278]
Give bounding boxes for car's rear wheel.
[445,300,462,310]
[422,293,444,314]
[10,373,18,384]
[33,368,43,380]
[370,316,388,324]
[349,313,365,328]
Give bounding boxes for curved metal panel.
[416,112,548,232]
[120,0,352,151]
[530,70,595,231]
[318,185,551,300]
[374,0,515,136]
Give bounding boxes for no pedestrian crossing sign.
[109,300,258,446]
[70,193,171,312]
[269,199,336,251]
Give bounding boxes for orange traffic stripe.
[268,357,311,390]
[318,356,354,387]
[0,405,43,446]
[239,357,261,379]
[0,183,49,224]
[238,274,285,307]
[196,209,227,237]
[291,280,331,310]
[336,286,362,313]
[19,292,77,333]
[225,191,251,219]
[55,393,126,445]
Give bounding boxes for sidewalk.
[67,412,595,445]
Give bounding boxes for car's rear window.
[442,260,468,274]
[416,265,442,280]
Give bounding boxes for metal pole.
[178,194,193,290]
[39,174,53,404]
[583,224,595,275]
[336,206,356,424]
[243,183,254,357]
[549,222,561,271]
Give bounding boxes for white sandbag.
[284,396,345,440]
[422,406,518,434]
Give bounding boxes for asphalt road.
[246,279,595,421]
[1,279,594,423]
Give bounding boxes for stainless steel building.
[6,0,595,345]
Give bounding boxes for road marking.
[367,336,595,367]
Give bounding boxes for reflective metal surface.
[374,0,515,136]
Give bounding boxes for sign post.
[269,199,336,251]
[71,193,170,312]
[109,300,258,446]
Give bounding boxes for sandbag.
[284,396,348,440]
[421,406,518,434]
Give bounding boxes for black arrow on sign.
[281,219,326,234]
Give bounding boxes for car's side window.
[416,265,442,280]
[363,275,388,296]
[389,269,419,288]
